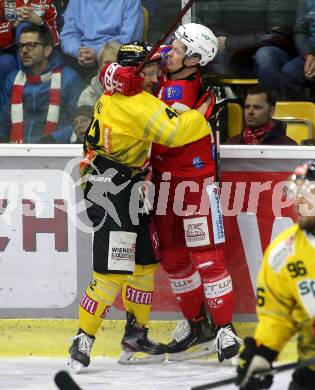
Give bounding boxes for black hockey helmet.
[117,41,160,67]
[290,160,315,182]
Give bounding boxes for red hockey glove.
[99,63,144,96]
[195,90,216,121]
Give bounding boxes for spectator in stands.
[60,0,143,76]
[147,0,180,42]
[0,84,4,113]
[71,105,93,143]
[53,0,68,32]
[280,0,315,100]
[198,0,297,95]
[0,24,83,144]
[0,0,59,85]
[77,41,121,108]
[141,0,156,19]
[225,86,297,145]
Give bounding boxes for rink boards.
[0,318,296,361]
[0,145,311,358]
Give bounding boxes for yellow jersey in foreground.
[255,224,315,366]
[84,90,212,168]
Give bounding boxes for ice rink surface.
[0,357,292,390]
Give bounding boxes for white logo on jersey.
[298,279,315,317]
[268,236,294,273]
[183,216,210,247]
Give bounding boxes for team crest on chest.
[163,85,183,101]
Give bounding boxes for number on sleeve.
[165,107,179,120]
[86,117,101,145]
[257,287,265,307]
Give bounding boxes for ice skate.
[67,330,95,374]
[214,323,242,362]
[118,312,167,364]
[167,317,216,361]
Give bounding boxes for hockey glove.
[236,337,278,390]
[99,63,143,96]
[195,89,216,121]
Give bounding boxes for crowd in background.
[0,0,315,144]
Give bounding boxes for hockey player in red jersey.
[151,23,242,362]
[98,23,242,363]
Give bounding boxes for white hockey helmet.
[174,23,218,66]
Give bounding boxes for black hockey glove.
[236,337,278,389]
[37,134,56,144]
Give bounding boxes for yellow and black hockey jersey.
[255,224,315,368]
[84,90,212,169]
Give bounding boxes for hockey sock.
[122,264,157,326]
[201,270,234,327]
[169,265,204,320]
[79,271,124,336]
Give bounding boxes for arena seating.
[218,78,258,86]
[227,102,243,138]
[274,102,315,144]
[226,101,315,144]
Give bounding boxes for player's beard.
[298,217,315,235]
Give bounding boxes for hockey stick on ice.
[55,371,82,390]
[191,355,315,390]
[135,0,197,74]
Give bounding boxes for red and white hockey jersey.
[151,72,215,177]
[0,0,59,50]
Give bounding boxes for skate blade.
[168,340,216,362]
[118,351,166,365]
[217,352,240,366]
[66,358,85,374]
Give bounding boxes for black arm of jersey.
[83,116,103,154]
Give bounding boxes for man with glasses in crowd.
[0,24,83,144]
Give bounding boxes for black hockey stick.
[191,355,315,390]
[135,0,197,74]
[208,97,239,184]
[55,371,82,390]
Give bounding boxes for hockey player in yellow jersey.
[67,42,214,372]
[236,161,315,390]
